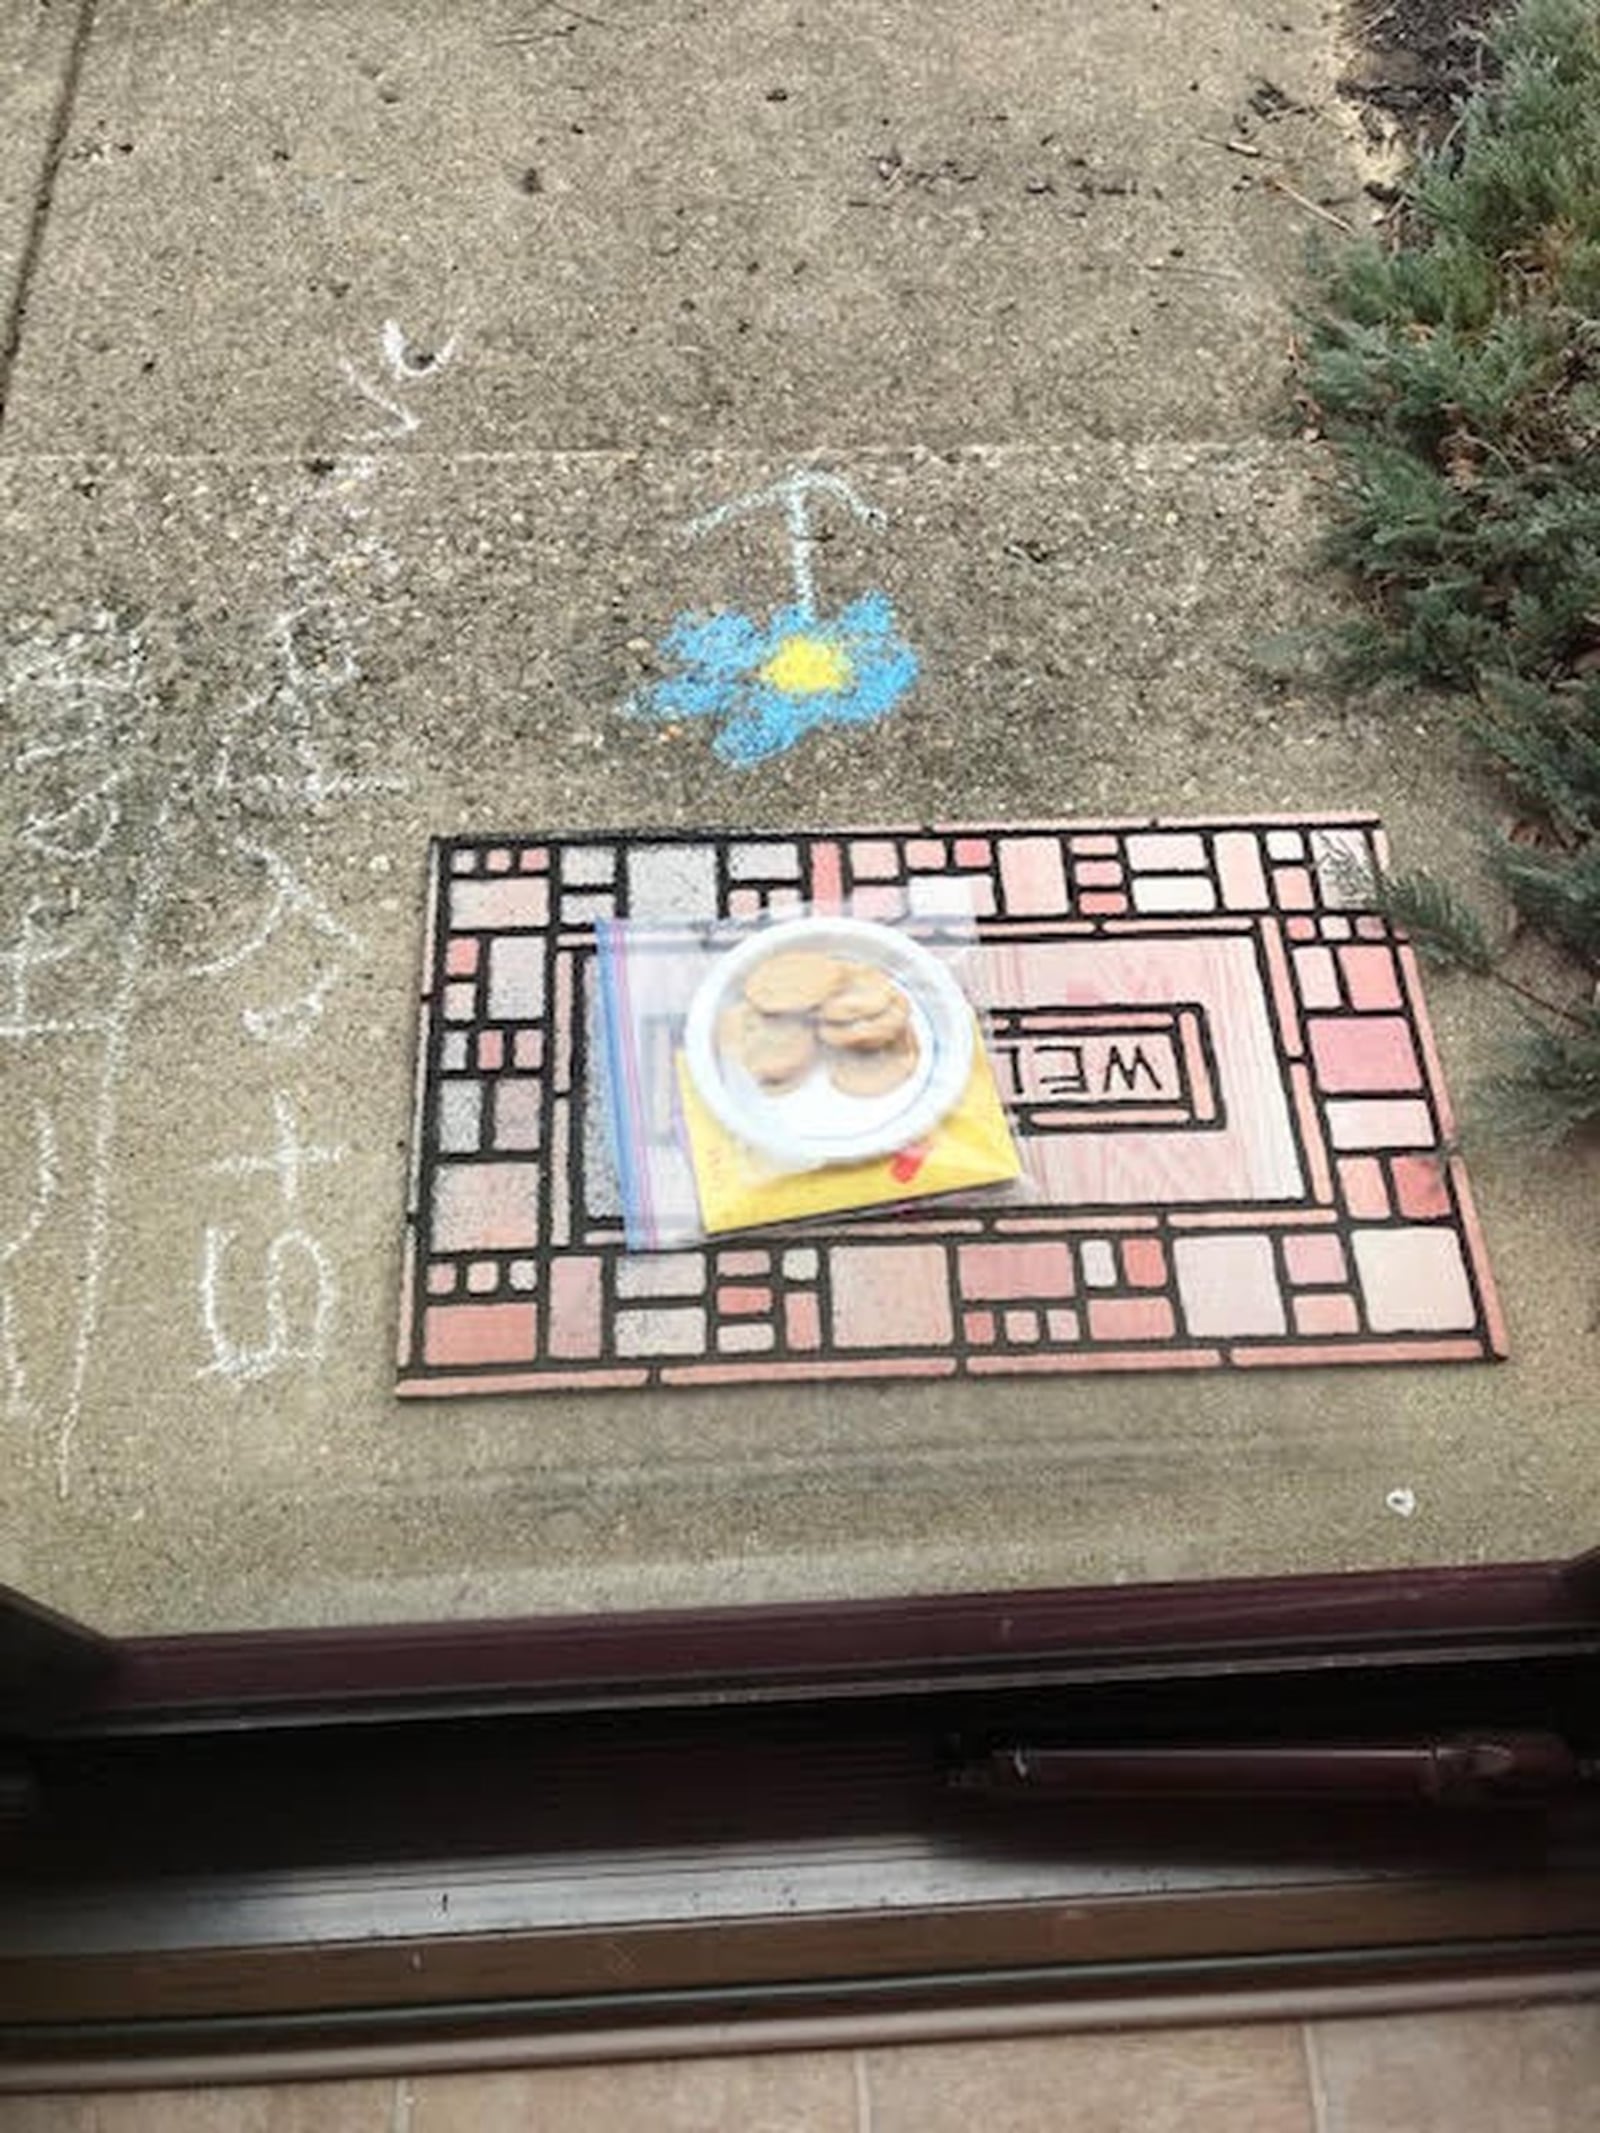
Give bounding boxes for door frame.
[3,1554,1598,2085]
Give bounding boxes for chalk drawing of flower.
[635,591,919,767]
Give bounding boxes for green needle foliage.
[1364,868,1496,974]
[1298,0,1600,1140]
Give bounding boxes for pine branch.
[1479,1004,1600,1142]
[1494,834,1600,959]
[1473,672,1600,838]
[1353,859,1594,1032]
[1362,866,1497,974]
[1293,0,1600,1141]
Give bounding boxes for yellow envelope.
[676,1029,1022,1236]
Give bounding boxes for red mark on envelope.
[889,1142,930,1183]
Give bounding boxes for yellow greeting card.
[675,1038,1021,1236]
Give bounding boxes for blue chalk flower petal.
[633,591,918,766]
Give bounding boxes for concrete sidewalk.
[1,0,1595,1633]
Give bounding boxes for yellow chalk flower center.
[760,633,852,696]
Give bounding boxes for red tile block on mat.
[1308,1014,1422,1093]
[1121,1237,1168,1289]
[1338,1155,1390,1219]
[1293,1292,1361,1336]
[784,1291,822,1351]
[547,1259,602,1359]
[1283,1232,1347,1286]
[1087,1295,1177,1342]
[425,1301,537,1367]
[719,1285,772,1316]
[958,1242,1074,1300]
[1392,1153,1451,1220]
[1340,943,1403,1010]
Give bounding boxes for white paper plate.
[683,916,974,1167]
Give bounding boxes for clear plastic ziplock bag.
[596,886,1024,1250]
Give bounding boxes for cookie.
[817,993,911,1052]
[745,951,845,1016]
[818,967,900,1026]
[739,1014,817,1089]
[829,1038,919,1097]
[715,1001,752,1057]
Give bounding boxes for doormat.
[396,818,1505,1396]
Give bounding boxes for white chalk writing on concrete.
[0,321,455,1484]
[197,1092,348,1386]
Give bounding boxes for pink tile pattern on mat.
[1308,1015,1421,1093]
[958,1242,1074,1300]
[1174,1234,1286,1339]
[1341,943,1403,1010]
[832,1245,953,1347]
[397,820,1504,1395]
[1283,1232,1347,1286]
[999,835,1068,916]
[1294,1292,1361,1336]
[1391,1153,1451,1221]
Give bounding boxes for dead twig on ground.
[1265,175,1357,233]
[1140,259,1246,279]
[1197,133,1270,158]
[493,0,617,39]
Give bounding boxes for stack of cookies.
[718,951,919,1098]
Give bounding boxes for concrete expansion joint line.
[0,0,101,434]
[0,439,1305,470]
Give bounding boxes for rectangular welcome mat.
[396,817,1506,1396]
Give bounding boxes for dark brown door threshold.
[4,1564,1597,2081]
[58,1557,1600,1731]
[3,1883,1599,2088]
